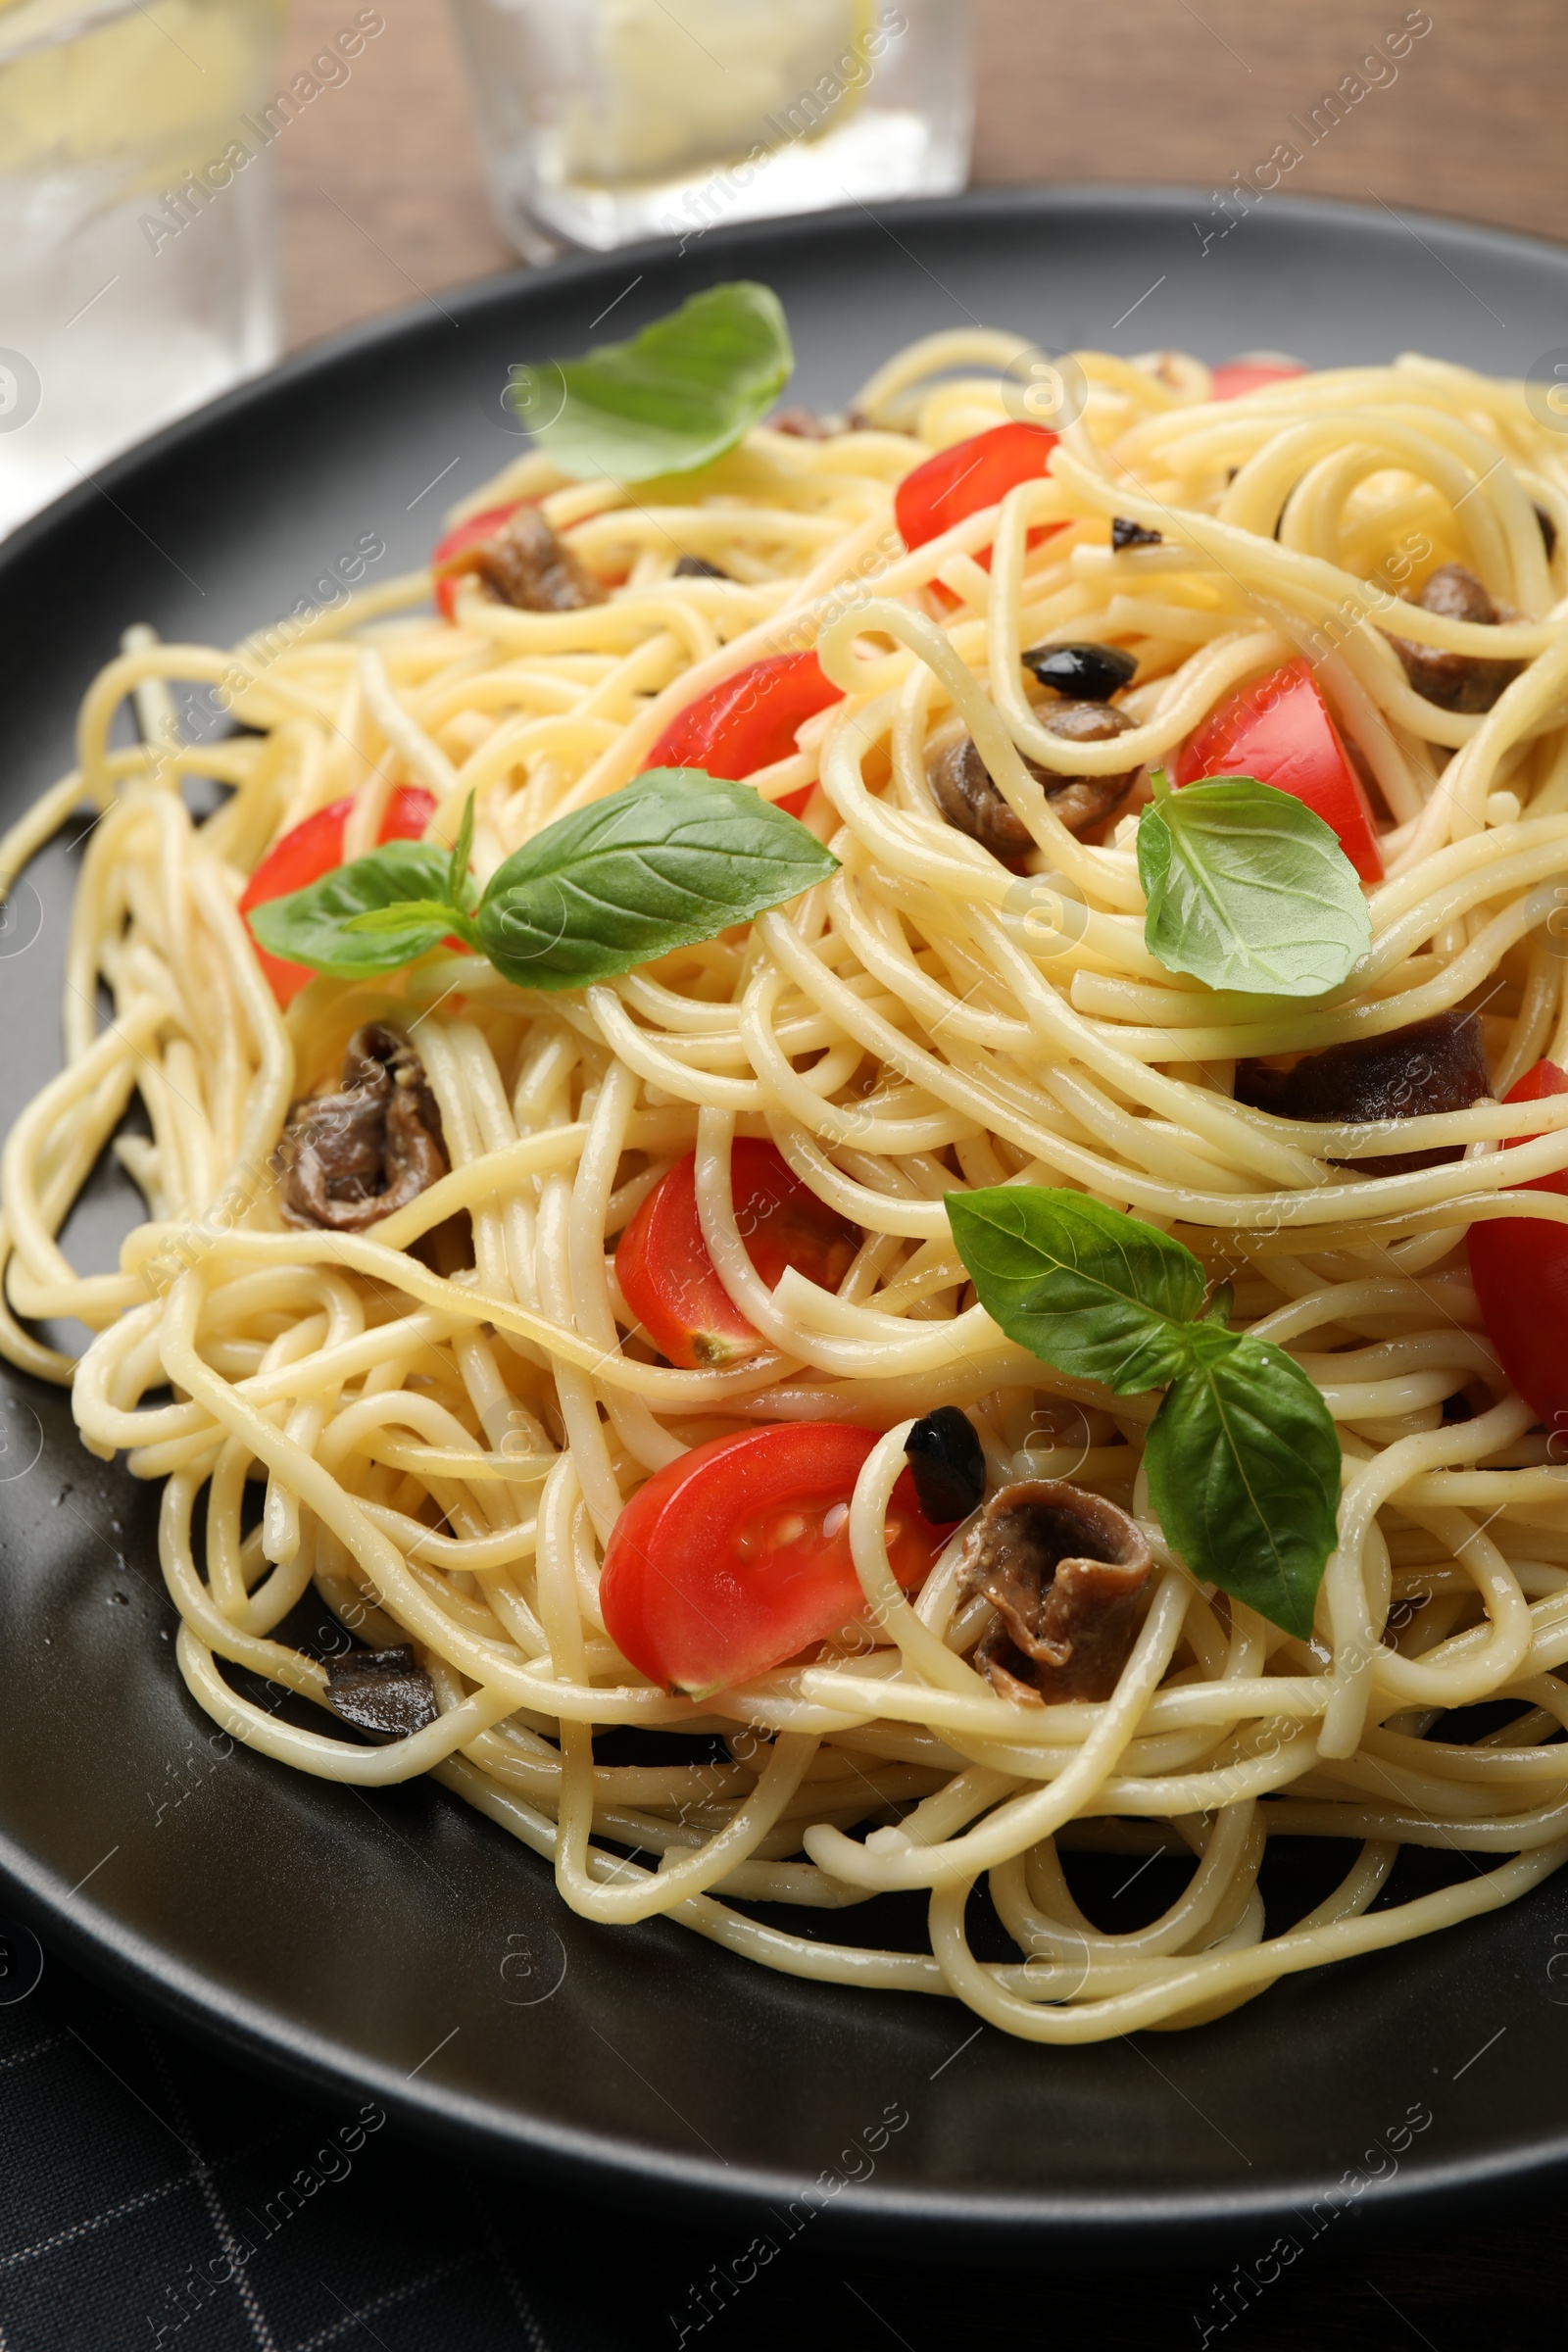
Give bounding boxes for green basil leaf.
[508,283,794,484]
[1145,1325,1341,1641]
[1202,1279,1235,1327]
[945,1187,1202,1394]
[449,791,478,916]
[345,901,458,935]
[248,842,457,977]
[946,1184,1343,1639]
[1137,773,1372,998]
[474,767,838,991]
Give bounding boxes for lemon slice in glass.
[0,0,284,196]
[564,0,877,188]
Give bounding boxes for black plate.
[4,187,1568,2247]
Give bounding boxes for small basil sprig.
[247,770,838,993]
[1137,767,1371,998]
[508,283,794,483]
[947,1187,1340,1640]
[253,840,458,977]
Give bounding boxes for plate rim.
[6,180,1568,2241]
[11,1830,1567,2247]
[12,176,1568,570]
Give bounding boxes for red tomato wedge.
[430,501,524,620]
[1208,358,1307,401]
[600,1424,951,1695]
[239,785,437,1007]
[1173,659,1385,883]
[1467,1059,1568,1442]
[646,651,843,817]
[616,1139,858,1369]
[895,420,1059,553]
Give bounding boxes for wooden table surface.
[275,0,1568,351]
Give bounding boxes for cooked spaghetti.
[8,322,1568,2043]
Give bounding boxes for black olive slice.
[1111,516,1162,551]
[905,1406,986,1524]
[1235,1009,1490,1176]
[1022,641,1139,702]
[326,1644,439,1739]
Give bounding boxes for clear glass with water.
[0,0,284,539]
[449,0,972,259]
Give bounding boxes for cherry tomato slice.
[238,785,437,1007]
[1208,358,1307,401]
[895,420,1059,553]
[1467,1058,1568,1442]
[600,1424,949,1695]
[431,502,524,620]
[647,651,843,817]
[1172,658,1385,883]
[616,1139,858,1370]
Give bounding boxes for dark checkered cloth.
[0,1923,557,2352]
[0,1914,1559,2352]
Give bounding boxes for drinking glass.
[448,0,973,259]
[0,0,285,538]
